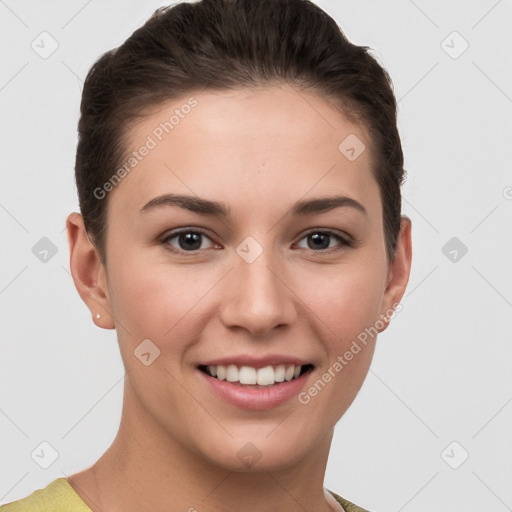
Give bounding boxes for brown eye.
[296,231,351,252]
[162,229,216,253]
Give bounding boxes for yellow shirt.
[0,478,370,511]
[0,479,91,512]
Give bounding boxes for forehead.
[109,85,381,221]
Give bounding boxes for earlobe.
[66,212,115,329]
[378,215,413,333]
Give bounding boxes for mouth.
[198,363,314,388]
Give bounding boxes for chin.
[193,429,318,473]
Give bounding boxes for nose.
[219,247,298,337]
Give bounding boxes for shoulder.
[328,489,373,512]
[0,478,91,512]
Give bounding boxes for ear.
[66,212,115,329]
[378,215,412,332]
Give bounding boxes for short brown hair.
[75,0,406,264]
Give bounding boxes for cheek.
[105,259,201,403]
[293,268,381,420]
[107,244,385,351]
[296,262,384,339]
[106,254,213,351]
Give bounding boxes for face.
[73,85,410,472]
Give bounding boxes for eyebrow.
[140,193,367,218]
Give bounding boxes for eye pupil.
[180,232,202,250]
[165,230,345,255]
[308,233,329,250]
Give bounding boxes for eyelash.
[160,228,353,256]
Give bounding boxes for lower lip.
[199,369,311,410]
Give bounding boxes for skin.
[65,84,412,512]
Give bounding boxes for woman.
[0,0,411,510]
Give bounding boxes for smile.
[197,360,315,410]
[199,363,314,387]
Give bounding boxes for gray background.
[1,1,511,510]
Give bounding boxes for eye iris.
[308,233,330,250]
[170,232,338,252]
[179,232,202,251]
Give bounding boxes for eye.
[295,230,351,252]
[161,228,352,255]
[161,229,218,253]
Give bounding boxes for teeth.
[256,365,274,386]
[274,364,285,382]
[204,364,305,385]
[216,365,226,380]
[239,366,256,385]
[226,364,238,382]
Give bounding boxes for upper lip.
[198,355,312,369]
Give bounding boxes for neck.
[72,379,339,512]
